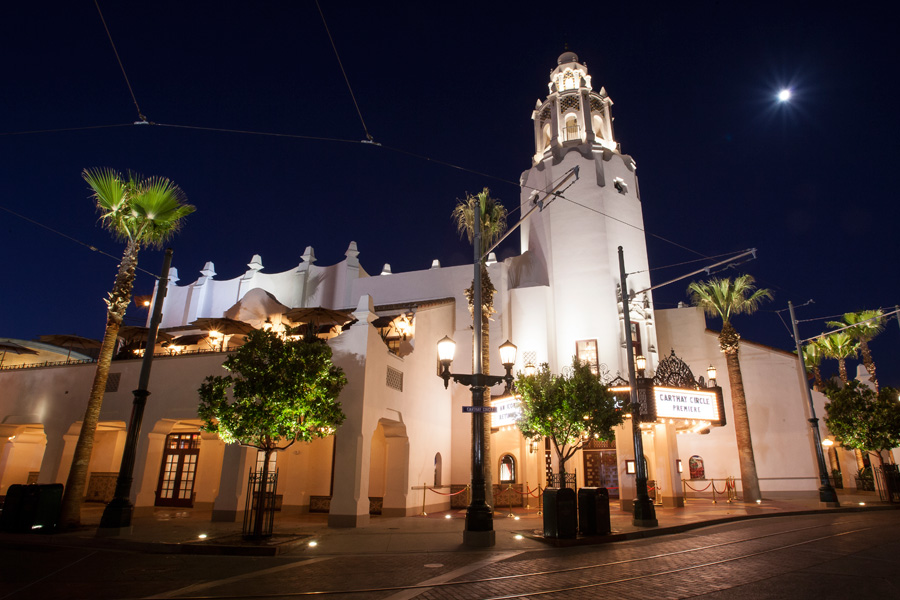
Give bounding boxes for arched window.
[499,454,516,483]
[689,455,705,479]
[542,123,551,150]
[562,71,577,91]
[564,115,579,142]
[592,115,604,140]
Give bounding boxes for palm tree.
[826,310,884,391]
[59,168,195,528]
[802,341,825,392]
[452,187,508,507]
[817,331,858,385]
[687,275,772,503]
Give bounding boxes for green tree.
[452,187,508,506]
[60,168,194,528]
[687,275,772,503]
[514,359,623,481]
[826,310,884,391]
[198,329,346,538]
[824,380,900,473]
[817,331,858,385]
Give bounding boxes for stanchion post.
[537,484,543,515]
[422,482,427,516]
[525,480,530,509]
[712,479,717,504]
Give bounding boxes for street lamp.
[437,335,516,546]
[707,364,717,387]
[636,355,646,377]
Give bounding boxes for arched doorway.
[367,418,409,517]
[0,424,46,495]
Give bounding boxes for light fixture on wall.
[625,460,636,475]
[706,364,717,387]
[523,363,536,377]
[676,459,683,473]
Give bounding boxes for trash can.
[578,487,611,536]
[543,487,577,539]
[0,483,63,533]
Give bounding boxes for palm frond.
[686,275,772,323]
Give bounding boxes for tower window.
[564,115,579,142]
[614,178,628,194]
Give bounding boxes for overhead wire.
[153,122,363,144]
[94,0,147,123]
[5,3,717,268]
[0,123,133,137]
[315,0,373,142]
[0,204,160,279]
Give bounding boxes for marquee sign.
[608,384,726,430]
[653,387,721,423]
[491,397,522,428]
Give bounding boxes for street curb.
[521,504,900,547]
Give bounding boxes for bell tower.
[531,51,618,164]
[515,51,658,378]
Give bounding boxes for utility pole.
[788,300,840,507]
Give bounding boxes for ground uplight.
[309,540,318,547]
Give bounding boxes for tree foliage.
[824,380,900,457]
[198,329,347,452]
[514,358,623,476]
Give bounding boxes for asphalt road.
[2,511,898,600]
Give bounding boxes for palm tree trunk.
[838,359,848,384]
[859,340,878,392]
[722,339,762,503]
[59,241,138,528]
[812,367,823,392]
[481,306,493,508]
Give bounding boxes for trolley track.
[150,514,898,600]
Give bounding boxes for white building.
[0,51,850,528]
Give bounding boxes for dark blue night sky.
[2,2,897,385]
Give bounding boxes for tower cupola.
[531,51,617,163]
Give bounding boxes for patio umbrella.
[117,326,174,346]
[283,307,353,328]
[168,333,210,347]
[0,341,39,367]
[189,317,257,336]
[38,334,102,349]
[38,334,102,362]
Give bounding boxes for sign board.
[462,406,497,413]
[490,397,522,428]
[653,386,722,423]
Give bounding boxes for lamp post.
[100,249,173,531]
[707,364,717,387]
[438,335,516,546]
[618,246,658,527]
[788,301,840,506]
[437,191,520,546]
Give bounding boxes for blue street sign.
[462,406,497,413]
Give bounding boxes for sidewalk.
[3,491,895,557]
